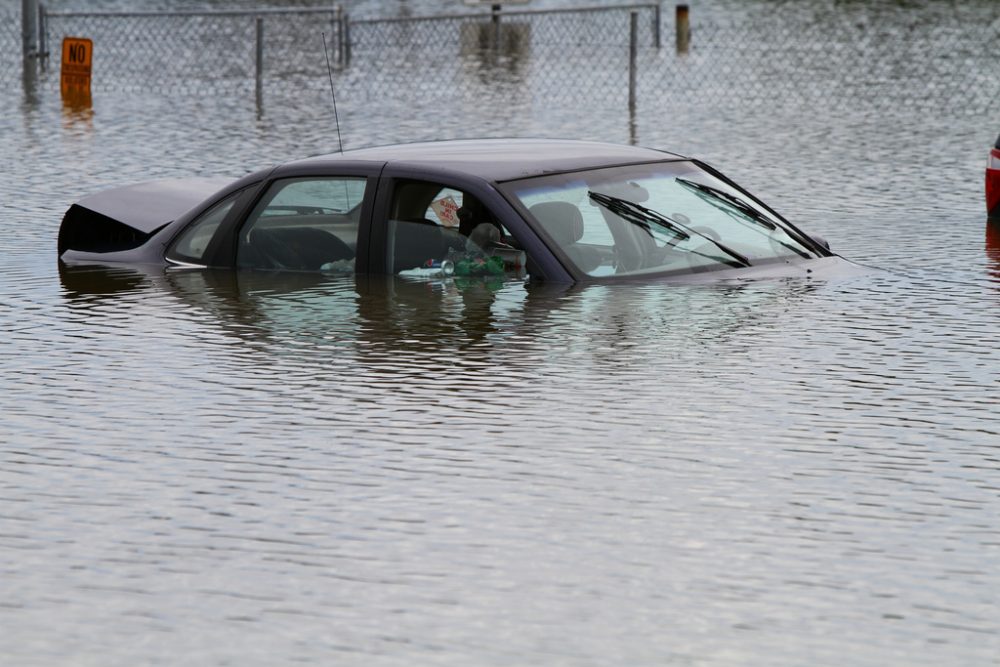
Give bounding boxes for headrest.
[466,222,501,252]
[599,181,649,203]
[529,201,584,246]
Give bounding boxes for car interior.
[387,180,522,274]
[237,177,366,272]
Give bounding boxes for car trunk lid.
[59,177,233,255]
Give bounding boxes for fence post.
[22,0,37,61]
[255,17,263,115]
[676,3,690,54]
[344,13,351,67]
[36,3,45,55]
[492,3,501,51]
[653,3,661,49]
[37,2,47,70]
[335,5,343,68]
[22,0,38,97]
[629,10,637,144]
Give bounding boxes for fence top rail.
[44,6,343,19]
[497,3,659,18]
[351,3,659,25]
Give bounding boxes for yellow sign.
[61,37,93,101]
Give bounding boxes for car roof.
[286,139,686,182]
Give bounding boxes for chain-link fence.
[340,6,1000,119]
[339,5,657,108]
[39,7,346,96]
[1,6,23,90]
[23,3,1000,118]
[642,14,1000,114]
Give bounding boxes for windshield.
[502,161,816,277]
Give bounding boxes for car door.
[168,161,384,272]
[367,169,565,281]
[233,164,384,274]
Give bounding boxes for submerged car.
[59,139,851,283]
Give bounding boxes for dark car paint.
[58,177,235,256]
[288,139,684,182]
[60,168,270,265]
[59,139,853,283]
[74,177,235,235]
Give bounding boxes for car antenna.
[321,32,345,154]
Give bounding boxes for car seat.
[528,201,601,273]
[249,226,354,271]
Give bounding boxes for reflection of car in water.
[57,264,566,353]
[59,263,833,361]
[987,133,1000,220]
[59,139,859,283]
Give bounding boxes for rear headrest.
[467,222,501,252]
[529,201,584,246]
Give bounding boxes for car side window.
[387,180,526,277]
[237,177,367,272]
[166,189,243,265]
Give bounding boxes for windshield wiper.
[675,178,777,230]
[674,178,812,259]
[588,190,752,268]
[588,191,688,242]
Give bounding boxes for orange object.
[61,37,93,102]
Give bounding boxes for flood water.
[3,1,1000,665]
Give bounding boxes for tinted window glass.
[386,180,526,278]
[166,190,241,265]
[238,177,367,273]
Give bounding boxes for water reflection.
[61,101,95,131]
[986,219,1000,284]
[59,264,149,298]
[60,264,562,352]
[43,248,1000,666]
[59,263,834,363]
